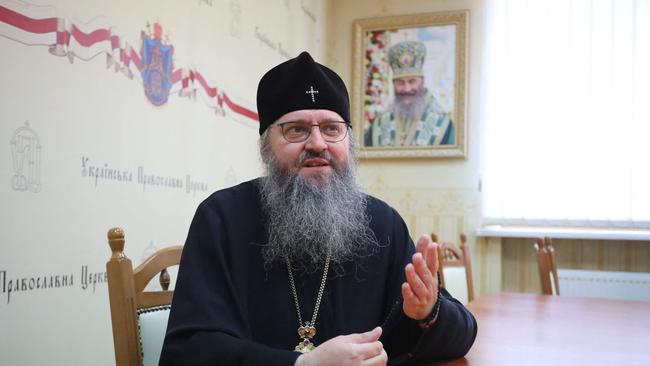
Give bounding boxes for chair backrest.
[432,232,474,302]
[533,237,560,295]
[106,227,183,366]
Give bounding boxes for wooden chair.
[432,232,475,302]
[106,227,183,366]
[533,237,560,295]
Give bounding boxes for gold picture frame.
[352,10,469,159]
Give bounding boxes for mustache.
[296,151,336,166]
[395,90,419,97]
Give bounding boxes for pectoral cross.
[305,86,319,102]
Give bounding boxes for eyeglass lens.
[280,121,348,143]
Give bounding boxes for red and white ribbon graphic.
[0,0,259,123]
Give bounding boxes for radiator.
[558,269,650,302]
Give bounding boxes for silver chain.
[285,254,331,327]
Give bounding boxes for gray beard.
[258,148,378,274]
[394,89,427,121]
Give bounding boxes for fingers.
[403,262,433,307]
[408,254,434,296]
[340,327,384,361]
[354,339,385,360]
[416,234,430,254]
[425,241,439,274]
[417,235,439,273]
[401,281,420,306]
[403,237,440,320]
[361,348,388,366]
[344,326,382,343]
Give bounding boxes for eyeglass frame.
[273,120,351,143]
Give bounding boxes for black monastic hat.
[256,51,350,135]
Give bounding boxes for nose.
[304,125,328,153]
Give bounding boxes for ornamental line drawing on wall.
[10,121,41,193]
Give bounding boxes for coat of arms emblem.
[140,22,174,106]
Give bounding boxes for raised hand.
[402,234,439,321]
[295,327,387,366]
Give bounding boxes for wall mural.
[0,0,258,121]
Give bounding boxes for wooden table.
[432,292,650,366]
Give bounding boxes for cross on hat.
[305,86,319,102]
[256,51,350,135]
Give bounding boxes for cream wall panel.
[501,238,650,294]
[476,237,503,294]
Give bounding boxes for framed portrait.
[352,11,468,159]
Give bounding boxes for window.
[481,0,650,228]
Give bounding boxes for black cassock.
[159,179,477,366]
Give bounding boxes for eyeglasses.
[275,120,350,143]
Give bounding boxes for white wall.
[0,0,329,364]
